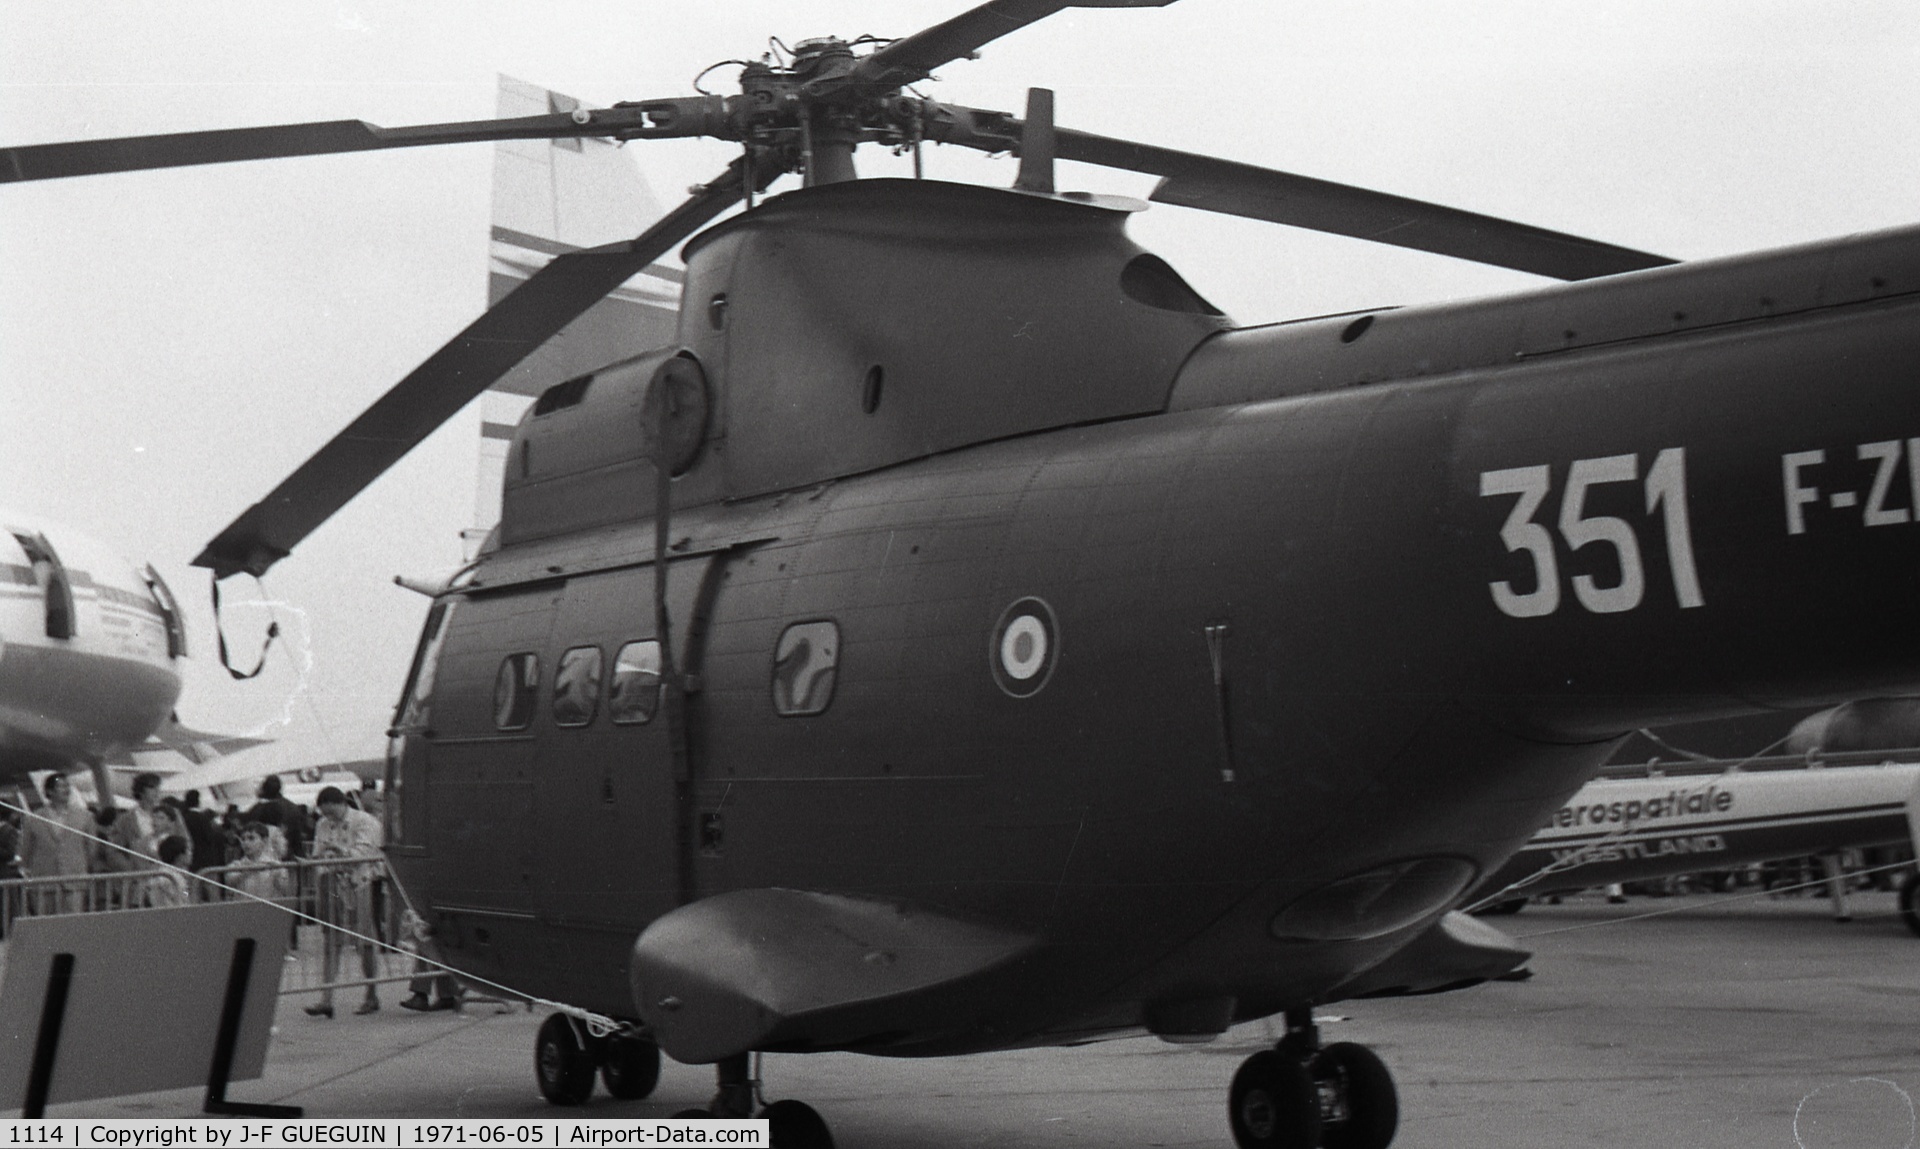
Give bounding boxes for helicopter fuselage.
[384,179,1920,1059]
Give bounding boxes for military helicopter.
[9,2,1920,1146]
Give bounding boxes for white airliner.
[1471,756,1920,927]
[0,509,188,800]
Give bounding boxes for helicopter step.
[1228,1009,1399,1149]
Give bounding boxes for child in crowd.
[230,823,294,904]
[148,835,192,907]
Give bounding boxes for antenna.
[1014,88,1056,195]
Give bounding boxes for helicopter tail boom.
[1164,223,1920,736]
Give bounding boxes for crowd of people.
[1,771,325,895]
[0,771,457,1016]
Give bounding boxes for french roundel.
[991,597,1059,698]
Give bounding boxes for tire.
[761,1099,835,1149]
[534,1014,597,1106]
[1315,1042,1399,1149]
[599,1036,662,1100]
[1228,1050,1322,1149]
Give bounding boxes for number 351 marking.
[1480,447,1704,619]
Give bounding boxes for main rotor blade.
[193,156,780,580]
[1055,127,1675,280]
[843,0,1177,92]
[0,103,719,184]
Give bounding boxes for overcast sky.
[4,1,1917,772]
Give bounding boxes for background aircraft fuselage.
[1476,761,1920,901]
[0,511,183,779]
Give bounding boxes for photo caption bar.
[4,1121,768,1148]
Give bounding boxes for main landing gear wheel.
[1229,1009,1400,1149]
[691,1053,837,1147]
[1899,871,1920,937]
[1229,1051,1321,1148]
[1313,1042,1399,1149]
[599,1035,662,1100]
[534,1014,597,1106]
[761,1099,835,1148]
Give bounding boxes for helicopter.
[8,3,1920,1147]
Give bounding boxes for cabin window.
[493,652,541,731]
[552,645,603,727]
[772,621,839,716]
[609,640,663,725]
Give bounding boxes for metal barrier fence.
[0,857,425,1002]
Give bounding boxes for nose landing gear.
[1228,1009,1399,1149]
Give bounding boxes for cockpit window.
[1120,253,1223,316]
[394,601,454,730]
[11,532,75,639]
[143,563,188,658]
[772,621,840,716]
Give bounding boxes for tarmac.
[22,888,1920,1147]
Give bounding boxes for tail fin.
[471,76,683,547]
[488,74,682,392]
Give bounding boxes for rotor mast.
[788,39,862,186]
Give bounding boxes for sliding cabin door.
[529,556,719,1001]
[418,584,560,919]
